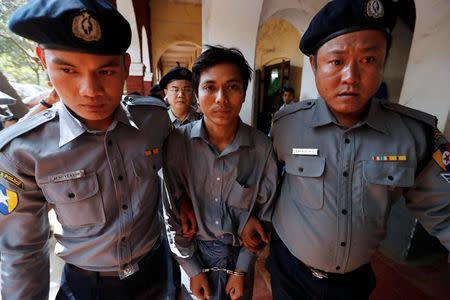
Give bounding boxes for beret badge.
[72,11,102,42]
[366,0,384,19]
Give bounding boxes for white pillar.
[299,55,318,101]
[202,0,264,125]
[117,0,144,76]
[399,0,450,133]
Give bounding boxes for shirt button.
[215,220,219,225]
[340,242,346,247]
[68,192,75,198]
[343,171,348,177]
[387,175,394,181]
[216,177,220,181]
[341,209,347,215]
[298,167,304,172]
[122,204,128,210]
[215,198,219,202]
[336,266,341,271]
[344,138,350,144]
[118,175,123,181]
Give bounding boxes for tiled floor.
[250,248,450,300]
[20,234,450,300]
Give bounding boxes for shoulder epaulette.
[380,102,437,128]
[123,95,168,109]
[0,109,57,150]
[273,99,316,123]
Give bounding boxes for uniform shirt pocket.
[284,156,325,210]
[362,161,415,218]
[41,173,105,227]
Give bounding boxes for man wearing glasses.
[160,67,202,128]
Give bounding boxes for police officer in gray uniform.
[257,0,450,299]
[0,0,171,299]
[159,67,202,128]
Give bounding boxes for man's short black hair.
[192,45,252,96]
[283,87,295,95]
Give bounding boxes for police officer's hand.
[225,273,245,300]
[179,196,197,241]
[240,215,268,253]
[190,272,211,300]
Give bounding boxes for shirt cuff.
[180,254,203,278]
[235,247,256,273]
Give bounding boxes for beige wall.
[202,0,263,125]
[399,0,450,132]
[150,0,201,80]
[255,18,303,98]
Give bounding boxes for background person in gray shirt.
[242,0,450,299]
[160,66,202,128]
[163,46,278,300]
[0,1,178,299]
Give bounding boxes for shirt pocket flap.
[285,156,325,177]
[42,173,99,204]
[363,161,415,187]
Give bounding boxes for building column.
[202,0,264,125]
[399,0,450,133]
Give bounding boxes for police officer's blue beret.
[300,0,397,56]
[159,67,192,89]
[8,0,131,55]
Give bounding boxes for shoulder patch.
[0,182,19,215]
[432,130,450,172]
[124,95,168,109]
[0,109,57,151]
[273,99,316,123]
[380,102,437,128]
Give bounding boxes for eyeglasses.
[168,87,193,94]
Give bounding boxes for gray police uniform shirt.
[168,108,201,128]
[0,100,170,300]
[162,119,278,277]
[271,97,450,274]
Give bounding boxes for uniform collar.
[190,118,253,156]
[308,97,389,134]
[58,101,139,147]
[308,97,338,127]
[364,98,389,135]
[168,108,197,126]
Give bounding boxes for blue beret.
[159,67,192,89]
[300,0,397,56]
[8,0,131,55]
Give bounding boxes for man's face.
[282,91,295,104]
[311,30,387,124]
[198,63,244,128]
[164,79,193,112]
[36,48,130,130]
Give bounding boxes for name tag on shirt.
[292,148,318,156]
[51,170,85,182]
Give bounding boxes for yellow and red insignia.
[0,183,18,215]
[371,155,407,161]
[433,143,450,172]
[145,148,160,156]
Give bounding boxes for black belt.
[297,258,372,280]
[68,237,161,278]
